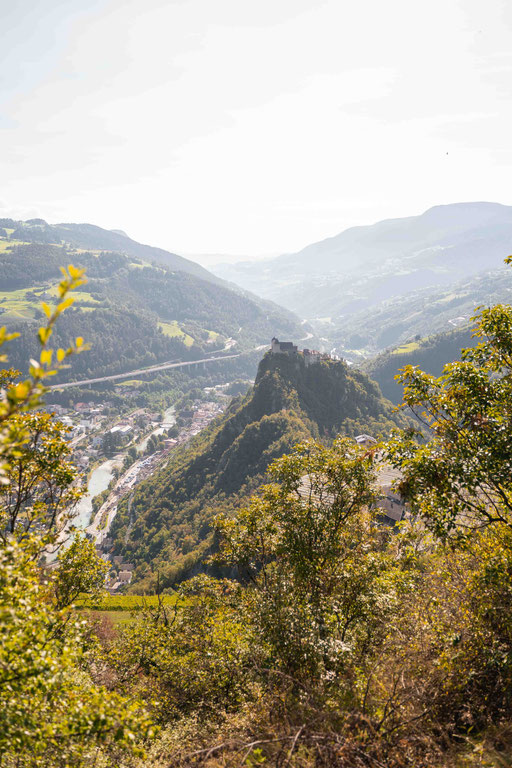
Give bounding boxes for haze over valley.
[213,201,512,357]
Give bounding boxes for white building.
[355,434,378,448]
[118,570,132,584]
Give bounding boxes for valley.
[213,202,512,361]
[2,207,511,768]
[0,219,305,385]
[45,377,235,585]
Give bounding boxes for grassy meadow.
[158,320,194,346]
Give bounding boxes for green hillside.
[332,266,512,358]
[1,216,216,283]
[0,230,302,383]
[363,327,476,403]
[111,350,407,591]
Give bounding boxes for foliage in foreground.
[0,267,153,767]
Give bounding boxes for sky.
[2,0,512,260]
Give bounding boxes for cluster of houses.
[88,537,136,592]
[181,399,225,439]
[106,553,136,591]
[47,401,169,466]
[49,401,107,442]
[355,434,405,524]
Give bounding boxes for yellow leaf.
[41,302,52,319]
[40,349,52,366]
[55,297,75,315]
[38,327,52,345]
[14,382,30,399]
[68,264,81,279]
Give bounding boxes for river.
[72,458,119,529]
[68,405,176,531]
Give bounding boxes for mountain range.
[213,202,512,342]
[1,217,217,283]
[0,219,304,383]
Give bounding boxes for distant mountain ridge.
[213,202,512,320]
[278,202,512,273]
[0,225,303,383]
[2,217,218,283]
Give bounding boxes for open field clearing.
[158,320,194,346]
[43,285,101,303]
[391,340,420,354]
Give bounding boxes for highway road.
[49,352,241,390]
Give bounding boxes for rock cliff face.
[111,351,405,591]
[253,351,399,436]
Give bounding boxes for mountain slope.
[363,327,476,404]
[111,350,407,591]
[213,202,512,318]
[2,217,217,283]
[0,232,303,383]
[332,266,512,359]
[278,201,512,274]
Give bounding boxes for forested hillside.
[331,265,512,357]
[0,216,216,282]
[363,327,476,403]
[111,350,406,590]
[0,228,303,382]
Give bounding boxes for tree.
[386,257,512,542]
[0,410,81,546]
[213,438,400,689]
[0,538,151,766]
[102,429,123,456]
[0,266,153,765]
[53,534,108,609]
[384,259,512,732]
[115,438,419,766]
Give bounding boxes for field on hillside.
[391,340,420,355]
[158,320,194,346]
[77,593,182,626]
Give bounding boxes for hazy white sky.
[2,0,512,257]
